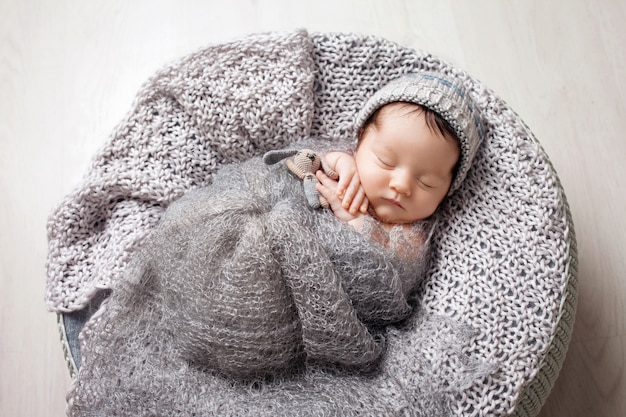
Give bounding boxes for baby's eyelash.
[417,178,435,188]
[376,156,393,166]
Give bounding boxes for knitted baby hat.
[355,72,486,196]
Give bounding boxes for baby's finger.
[316,173,345,212]
[348,187,367,214]
[315,179,334,201]
[341,174,361,208]
[359,196,369,213]
[315,182,329,199]
[336,173,351,197]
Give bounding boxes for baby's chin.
[370,208,418,225]
[371,206,431,225]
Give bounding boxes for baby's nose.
[390,171,412,195]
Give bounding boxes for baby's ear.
[263,149,299,165]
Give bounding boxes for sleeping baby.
[138,71,485,379]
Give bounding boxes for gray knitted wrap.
[143,155,434,379]
[47,30,577,417]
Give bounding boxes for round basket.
[49,30,577,417]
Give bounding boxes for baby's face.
[355,103,460,224]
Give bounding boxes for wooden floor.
[1,0,624,415]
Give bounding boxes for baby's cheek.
[362,171,385,193]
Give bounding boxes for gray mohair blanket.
[137,155,432,379]
[66,158,481,416]
[55,30,494,416]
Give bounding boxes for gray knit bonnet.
[355,72,486,196]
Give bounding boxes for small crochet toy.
[263,148,338,209]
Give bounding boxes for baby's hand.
[324,152,368,215]
[316,171,364,229]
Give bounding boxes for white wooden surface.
[1,1,624,415]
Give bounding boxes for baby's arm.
[323,152,368,214]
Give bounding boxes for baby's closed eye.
[376,155,394,167]
[416,178,435,189]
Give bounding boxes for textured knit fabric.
[46,30,318,313]
[47,30,576,417]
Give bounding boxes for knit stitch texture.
[47,30,576,417]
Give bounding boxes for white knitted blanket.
[47,30,573,416]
